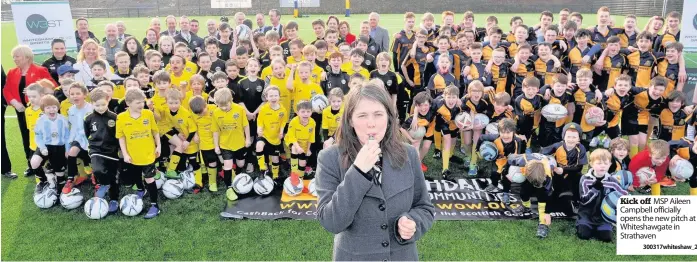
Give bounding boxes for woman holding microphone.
[316,80,435,261]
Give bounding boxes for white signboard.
[680,0,697,52]
[211,0,251,8]
[11,1,77,53]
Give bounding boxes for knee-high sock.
[146,181,158,204]
[194,168,202,187]
[630,145,639,158]
[207,167,217,185]
[442,148,450,171]
[651,183,661,196]
[223,169,233,187]
[257,153,266,171]
[434,132,442,151]
[271,162,280,179]
[463,143,472,158]
[291,154,300,174]
[470,145,478,166]
[168,152,182,172]
[690,188,697,196]
[67,156,78,179]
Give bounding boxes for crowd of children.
[13,8,696,242]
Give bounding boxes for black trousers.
[16,110,31,159]
[1,104,11,173]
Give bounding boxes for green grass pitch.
[1,13,694,260]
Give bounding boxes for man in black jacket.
[84,89,120,213]
[42,39,77,82]
[173,16,204,62]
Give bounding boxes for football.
[162,179,185,199]
[253,175,275,196]
[311,94,329,113]
[119,194,144,217]
[601,191,622,224]
[232,173,254,194]
[60,188,84,210]
[84,197,108,220]
[33,184,57,209]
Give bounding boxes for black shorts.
[638,124,648,134]
[69,141,83,150]
[221,148,246,161]
[159,135,171,158]
[125,162,157,179]
[256,138,282,156]
[621,118,639,136]
[33,145,67,172]
[201,150,218,166]
[441,128,459,137]
[91,155,119,184]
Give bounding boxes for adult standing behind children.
[316,80,434,260]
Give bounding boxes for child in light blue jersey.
[63,82,94,195]
[31,95,71,195]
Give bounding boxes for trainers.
[450,155,464,164]
[421,163,428,172]
[484,184,501,193]
[24,167,33,177]
[144,205,160,219]
[589,137,599,147]
[2,172,18,179]
[502,193,510,205]
[571,200,580,214]
[602,137,611,148]
[95,184,110,198]
[74,176,89,186]
[136,190,146,199]
[209,183,218,192]
[34,181,48,195]
[61,180,74,194]
[509,204,531,215]
[165,170,180,179]
[468,165,478,176]
[442,169,457,182]
[226,188,238,201]
[108,200,119,213]
[637,185,652,194]
[659,177,676,187]
[433,150,442,159]
[193,185,202,194]
[536,224,550,239]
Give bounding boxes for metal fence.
[1,0,685,21]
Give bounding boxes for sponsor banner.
[11,1,77,54]
[279,0,321,8]
[211,0,252,8]
[222,179,573,220]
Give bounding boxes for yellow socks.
[168,152,182,171]
[442,149,450,170]
[271,163,280,179]
[470,146,479,166]
[522,200,531,208]
[630,146,639,158]
[194,169,202,187]
[538,203,547,224]
[434,132,442,151]
[690,188,697,196]
[257,154,266,171]
[291,155,300,174]
[651,183,661,196]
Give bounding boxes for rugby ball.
[636,167,656,187]
[507,166,526,183]
[669,158,694,180]
[454,113,472,129]
[541,103,568,121]
[232,173,254,194]
[60,188,84,210]
[33,184,57,209]
[253,175,275,196]
[472,113,490,130]
[311,94,329,113]
[601,191,622,224]
[479,141,499,161]
[612,170,634,190]
[408,126,427,140]
[119,194,144,217]
[84,197,109,220]
[584,106,605,126]
[485,122,498,135]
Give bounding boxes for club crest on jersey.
[644,60,652,66]
[143,119,150,125]
[279,112,285,118]
[309,127,314,132]
[679,119,686,125]
[365,60,371,66]
[256,85,263,92]
[51,132,58,138]
[370,46,376,51]
[233,113,239,119]
[341,79,346,84]
[386,80,392,86]
[65,61,72,66]
[106,120,115,127]
[178,119,184,124]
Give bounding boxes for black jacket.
[83,110,119,159]
[174,32,204,62]
[75,31,99,50]
[42,55,77,83]
[322,70,350,95]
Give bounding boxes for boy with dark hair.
[84,89,120,213]
[480,118,526,196]
[593,36,628,92]
[280,21,299,58]
[513,76,543,151]
[656,42,686,96]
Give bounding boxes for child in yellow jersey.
[285,101,316,190]
[110,51,130,99]
[322,88,344,149]
[116,89,162,219]
[164,89,201,190]
[341,48,370,79]
[255,86,289,181]
[212,88,251,201]
[266,58,292,115]
[151,70,180,173]
[287,61,324,113]
[166,42,199,75]
[183,74,209,112]
[295,45,325,85]
[58,79,75,116]
[189,96,219,192]
[168,54,194,94]
[286,39,305,65]
[24,84,46,168]
[260,45,287,80]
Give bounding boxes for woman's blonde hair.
[11,45,34,62]
[77,39,99,62]
[336,81,407,169]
